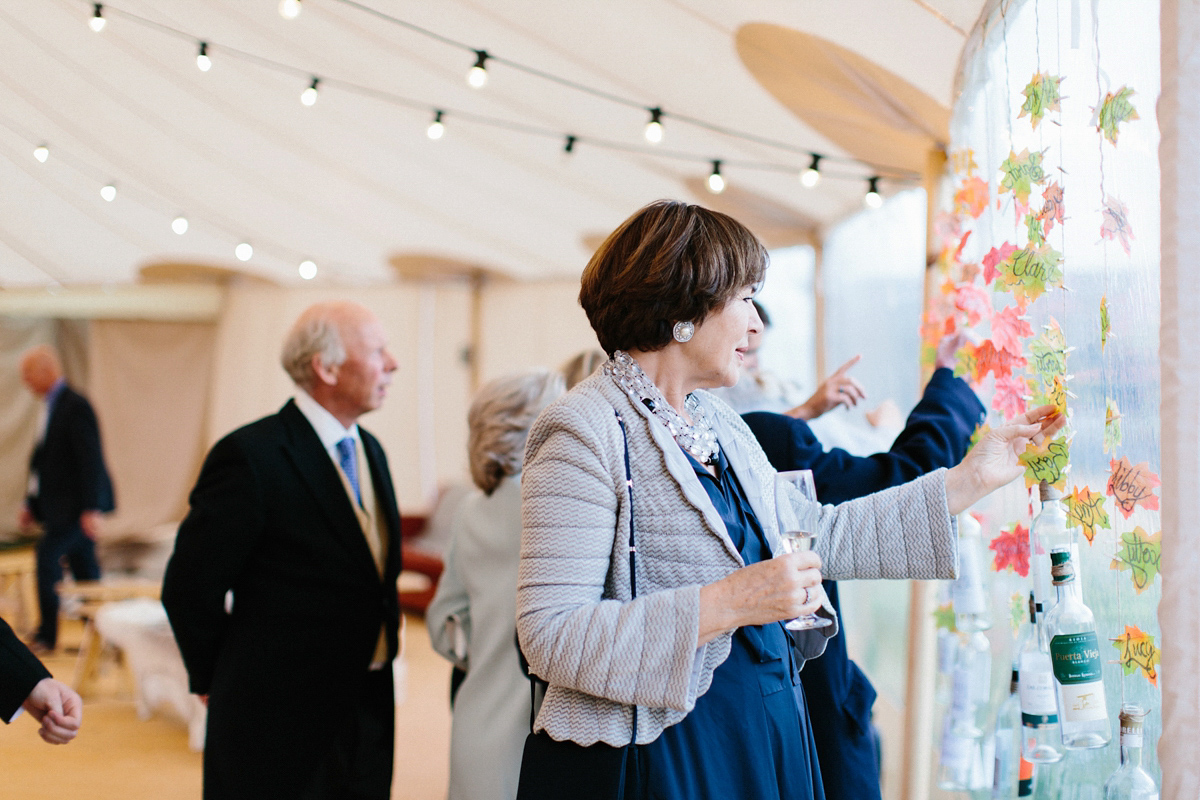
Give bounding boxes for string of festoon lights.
[49,1,911,278]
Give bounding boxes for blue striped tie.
[335,437,362,506]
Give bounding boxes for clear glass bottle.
[1045,549,1111,749]
[953,511,992,632]
[937,712,975,791]
[1029,481,1076,623]
[1103,705,1159,799]
[1019,591,1064,763]
[993,668,1036,798]
[939,630,990,790]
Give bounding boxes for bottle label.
[940,724,971,769]
[1017,757,1034,797]
[1056,679,1108,722]
[952,541,987,614]
[1018,653,1058,720]
[1050,632,1104,684]
[1121,731,1144,749]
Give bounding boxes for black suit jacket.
[743,367,984,800]
[0,616,51,722]
[27,386,115,529]
[162,400,403,799]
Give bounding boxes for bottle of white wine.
[1019,591,1063,763]
[1029,481,1076,623]
[1044,549,1111,749]
[1103,705,1159,799]
[953,511,992,632]
[993,668,1035,798]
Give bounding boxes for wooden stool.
[59,579,162,695]
[0,546,38,635]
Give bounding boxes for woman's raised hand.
[696,552,824,646]
[945,405,1065,514]
[787,356,866,420]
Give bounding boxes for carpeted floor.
[0,614,453,800]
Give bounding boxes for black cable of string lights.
[77,0,918,187]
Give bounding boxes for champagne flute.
[774,469,832,630]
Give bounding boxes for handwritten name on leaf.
[1111,625,1160,687]
[1111,526,1162,593]
[1020,73,1064,129]
[1106,457,1161,519]
[1100,195,1135,256]
[997,243,1063,306]
[1020,435,1070,490]
[1094,86,1140,145]
[999,148,1047,207]
[1064,486,1110,544]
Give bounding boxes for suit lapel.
[360,430,402,579]
[277,401,380,581]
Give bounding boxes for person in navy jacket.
[742,365,985,800]
[0,617,83,743]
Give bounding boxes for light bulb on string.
[706,161,725,194]
[644,107,663,144]
[279,0,302,20]
[298,260,317,280]
[33,145,48,163]
[171,215,188,235]
[864,177,883,209]
[467,50,489,88]
[800,154,821,188]
[196,42,211,72]
[100,183,117,202]
[235,242,253,262]
[300,77,319,106]
[427,110,445,140]
[89,4,106,32]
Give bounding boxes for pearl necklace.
[605,350,720,465]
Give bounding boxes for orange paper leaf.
[1106,457,1161,519]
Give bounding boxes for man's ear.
[311,354,338,387]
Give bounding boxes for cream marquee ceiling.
[0,0,985,288]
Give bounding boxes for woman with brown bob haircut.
[515,199,1062,800]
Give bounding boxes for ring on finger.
[802,586,811,604]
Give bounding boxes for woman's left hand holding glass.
[944,404,1065,514]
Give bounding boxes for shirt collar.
[293,388,360,452]
[44,378,67,407]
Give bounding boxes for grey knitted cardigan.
[517,369,958,746]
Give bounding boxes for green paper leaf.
[1064,485,1111,544]
[998,148,1047,207]
[1100,295,1111,350]
[1095,86,1140,145]
[1019,73,1064,130]
[1030,320,1068,386]
[1111,625,1160,687]
[1111,527,1161,593]
[997,243,1063,305]
[1104,399,1122,454]
[933,602,957,632]
[1019,435,1070,490]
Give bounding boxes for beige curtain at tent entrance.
[1157,1,1200,796]
[88,321,216,539]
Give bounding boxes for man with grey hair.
[163,301,402,800]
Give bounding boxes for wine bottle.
[953,511,992,632]
[1029,481,1076,623]
[1103,705,1159,799]
[1019,592,1063,763]
[1045,549,1111,749]
[993,668,1036,798]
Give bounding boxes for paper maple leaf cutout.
[1104,399,1123,454]
[992,372,1029,419]
[989,522,1030,577]
[996,243,1064,305]
[933,602,957,632]
[1038,182,1065,235]
[951,148,979,177]
[972,339,1026,383]
[1019,435,1070,490]
[1025,212,1045,246]
[1019,72,1064,129]
[1100,295,1111,350]
[1111,527,1162,595]
[999,148,1047,207]
[1030,374,1069,418]
[954,176,990,220]
[1009,592,1026,633]
[1107,457,1161,519]
[960,262,981,284]
[954,284,993,327]
[1065,486,1111,544]
[1094,86,1140,145]
[1029,320,1068,385]
[1100,195,1135,255]
[982,242,1017,285]
[991,305,1034,356]
[1111,625,1160,687]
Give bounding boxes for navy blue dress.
[637,448,825,800]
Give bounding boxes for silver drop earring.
[672,321,694,342]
